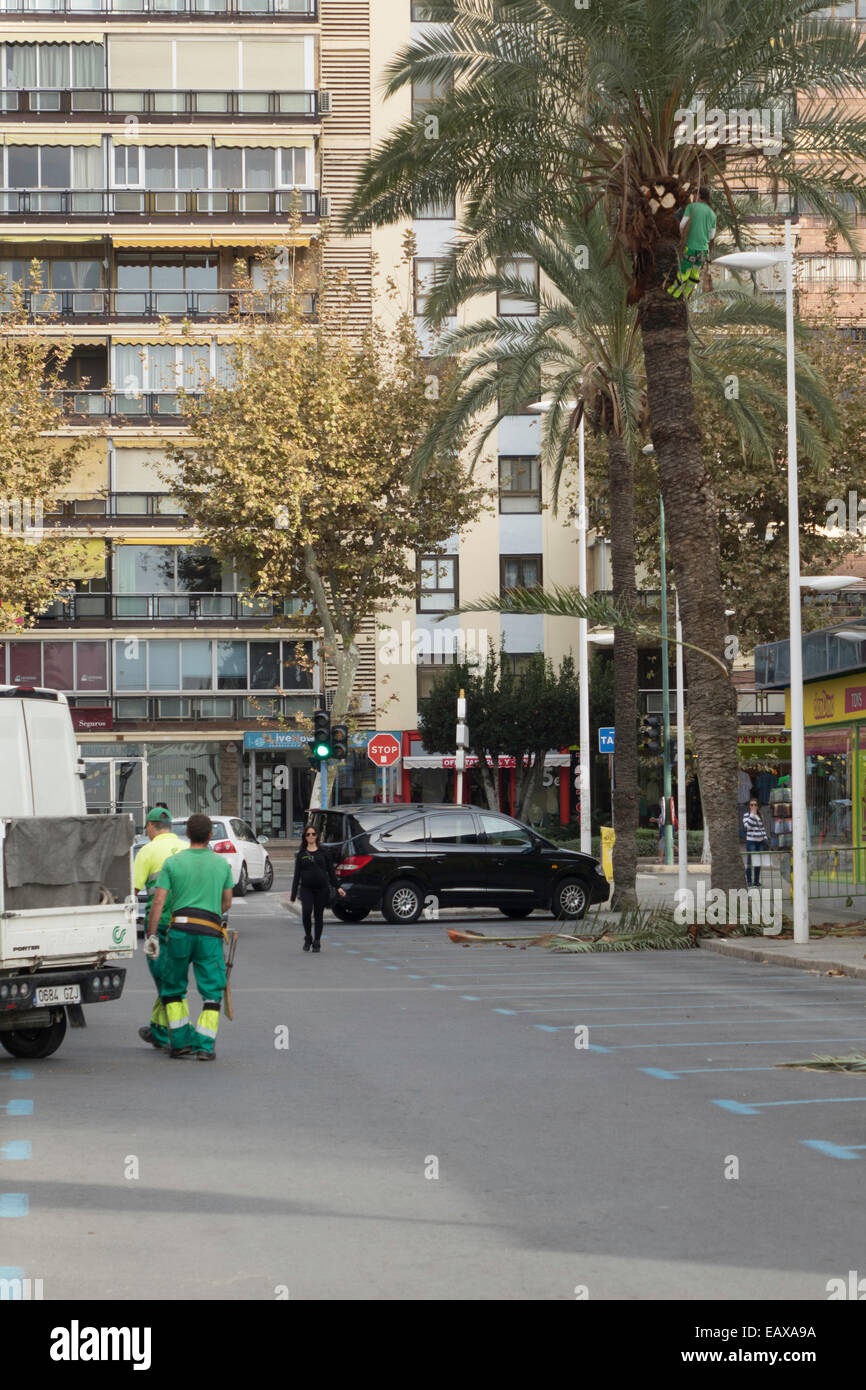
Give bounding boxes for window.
[112,342,224,395]
[414,257,448,315]
[1,42,104,92]
[501,555,542,593]
[478,813,532,847]
[497,257,538,316]
[411,2,444,17]
[111,639,303,694]
[250,641,280,690]
[116,545,233,598]
[412,73,451,117]
[382,816,427,845]
[501,652,539,676]
[282,640,314,689]
[499,456,541,513]
[418,554,457,612]
[427,811,477,845]
[217,640,247,691]
[417,656,457,702]
[9,642,41,685]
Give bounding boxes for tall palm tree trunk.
[607,433,639,907]
[638,251,742,894]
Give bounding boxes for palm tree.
[415,200,835,903]
[344,0,866,890]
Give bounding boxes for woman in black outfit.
[290,825,345,952]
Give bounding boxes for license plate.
[33,985,81,1007]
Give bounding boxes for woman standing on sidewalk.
[743,798,769,888]
[290,825,345,952]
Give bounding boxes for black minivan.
[307,803,609,923]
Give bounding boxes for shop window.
[9,642,41,685]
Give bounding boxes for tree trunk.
[516,754,546,823]
[638,246,742,894]
[478,758,500,810]
[607,433,639,908]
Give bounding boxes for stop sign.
[367,733,401,767]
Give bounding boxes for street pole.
[660,497,673,865]
[456,689,467,807]
[320,758,328,811]
[381,766,387,804]
[785,217,809,942]
[577,417,592,855]
[675,591,688,900]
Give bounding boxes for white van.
[0,687,135,1059]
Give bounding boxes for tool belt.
[169,906,226,940]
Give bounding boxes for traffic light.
[639,713,663,755]
[312,708,331,760]
[331,723,348,761]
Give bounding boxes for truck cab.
[0,687,135,1059]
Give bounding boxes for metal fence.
[742,846,866,900]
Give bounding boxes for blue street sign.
[598,727,615,754]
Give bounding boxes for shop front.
[402,733,571,826]
[785,673,866,850]
[75,737,233,830]
[241,730,404,838]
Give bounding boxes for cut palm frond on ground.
[778,1054,866,1073]
[446,906,696,952]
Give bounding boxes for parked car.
[133,819,272,928]
[306,803,610,924]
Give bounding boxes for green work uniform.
[157,848,234,1054]
[669,201,717,299]
[134,832,186,1048]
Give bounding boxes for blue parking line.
[714,1095,866,1116]
[0,1194,28,1217]
[484,999,846,1015]
[460,996,480,1001]
[534,1033,866,1050]
[0,1142,31,1160]
[363,958,379,962]
[430,984,449,990]
[0,1071,33,1082]
[0,1101,33,1116]
[801,1140,866,1160]
[642,1066,778,1079]
[0,1267,24,1277]
[529,1015,866,1033]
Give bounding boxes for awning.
[404,752,571,770]
[110,233,311,249]
[111,133,211,146]
[2,133,102,146]
[64,538,106,580]
[110,334,211,345]
[213,134,315,148]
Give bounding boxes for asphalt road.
[3,866,866,1301]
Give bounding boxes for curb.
[699,936,866,982]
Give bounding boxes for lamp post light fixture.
[715,222,808,939]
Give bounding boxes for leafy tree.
[344,0,866,891]
[418,649,578,821]
[0,285,87,627]
[168,246,486,726]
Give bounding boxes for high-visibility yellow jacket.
[134,832,186,926]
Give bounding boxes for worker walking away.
[136,808,185,1050]
[147,814,234,1061]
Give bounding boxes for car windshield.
[171,820,228,841]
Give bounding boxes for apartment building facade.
[1,0,605,835]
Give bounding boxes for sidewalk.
[700,934,866,982]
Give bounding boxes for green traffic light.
[315,743,331,759]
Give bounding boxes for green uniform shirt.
[134,832,186,928]
[157,847,234,922]
[683,201,716,253]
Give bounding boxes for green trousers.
[146,927,170,1049]
[159,929,226,1054]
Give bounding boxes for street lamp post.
[659,497,673,865]
[716,222,808,940]
[675,593,688,900]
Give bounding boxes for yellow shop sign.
[786,672,866,727]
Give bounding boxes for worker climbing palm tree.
[669,189,717,300]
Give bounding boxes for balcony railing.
[0,0,316,16]
[15,288,317,320]
[39,592,313,622]
[46,493,187,521]
[53,390,189,418]
[0,188,319,219]
[0,88,318,117]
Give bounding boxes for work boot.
[138,1026,160,1048]
[170,1047,196,1059]
[196,1050,216,1061]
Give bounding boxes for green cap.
[145,808,172,824]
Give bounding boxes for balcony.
[39,592,312,623]
[46,493,188,523]
[52,390,190,420]
[0,89,319,119]
[17,288,317,321]
[0,187,319,221]
[0,0,316,16]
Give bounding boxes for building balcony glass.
[0,187,319,219]
[15,287,316,320]
[0,0,316,17]
[0,88,319,117]
[37,592,314,623]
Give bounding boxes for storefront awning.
[404,752,571,770]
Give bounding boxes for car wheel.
[331,903,371,922]
[498,907,534,919]
[0,1012,67,1059]
[552,877,589,919]
[382,879,423,924]
[253,858,274,892]
[234,863,249,898]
